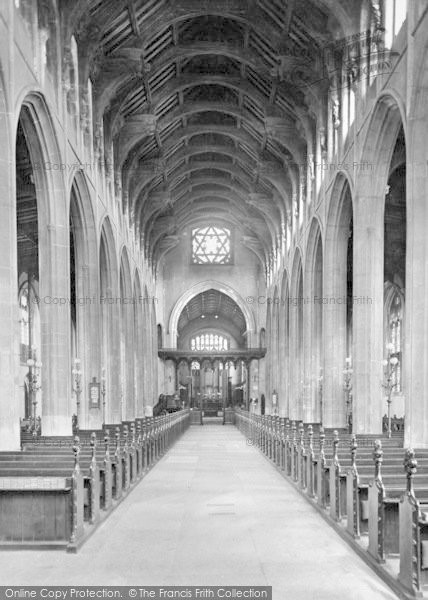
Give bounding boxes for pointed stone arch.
[99,217,120,423]
[69,170,99,429]
[323,173,353,428]
[352,94,405,434]
[168,280,256,349]
[16,92,70,436]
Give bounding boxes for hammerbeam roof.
[67,0,347,267]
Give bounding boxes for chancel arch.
[172,288,251,407]
[168,280,256,349]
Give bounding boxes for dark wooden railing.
[234,409,428,598]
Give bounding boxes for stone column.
[106,297,121,424]
[352,196,384,434]
[0,97,21,450]
[403,121,428,446]
[302,292,315,423]
[39,223,73,436]
[124,300,135,420]
[323,223,348,429]
[135,298,145,418]
[77,259,102,431]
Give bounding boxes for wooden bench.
[0,439,84,551]
[0,410,191,551]
[365,441,428,563]
[233,412,428,595]
[399,449,428,597]
[315,435,426,522]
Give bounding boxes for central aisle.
[3,425,397,599]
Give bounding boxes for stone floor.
[2,424,398,599]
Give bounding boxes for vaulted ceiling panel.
[74,0,347,270]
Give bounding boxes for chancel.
[0,1,427,598]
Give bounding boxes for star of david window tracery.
[191,226,232,265]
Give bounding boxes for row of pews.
[234,410,428,599]
[0,410,190,551]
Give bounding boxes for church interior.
[0,0,427,597]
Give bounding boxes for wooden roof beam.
[127,0,141,37]
[283,0,296,36]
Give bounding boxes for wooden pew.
[0,437,84,551]
[233,411,428,595]
[329,431,343,521]
[317,429,329,508]
[20,428,117,511]
[345,439,420,539]
[319,436,414,527]
[0,410,191,552]
[399,449,428,597]
[346,435,360,537]
[297,423,307,489]
[306,425,316,498]
[0,436,102,525]
[367,441,428,563]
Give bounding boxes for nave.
[1,425,398,600]
[2,0,428,596]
